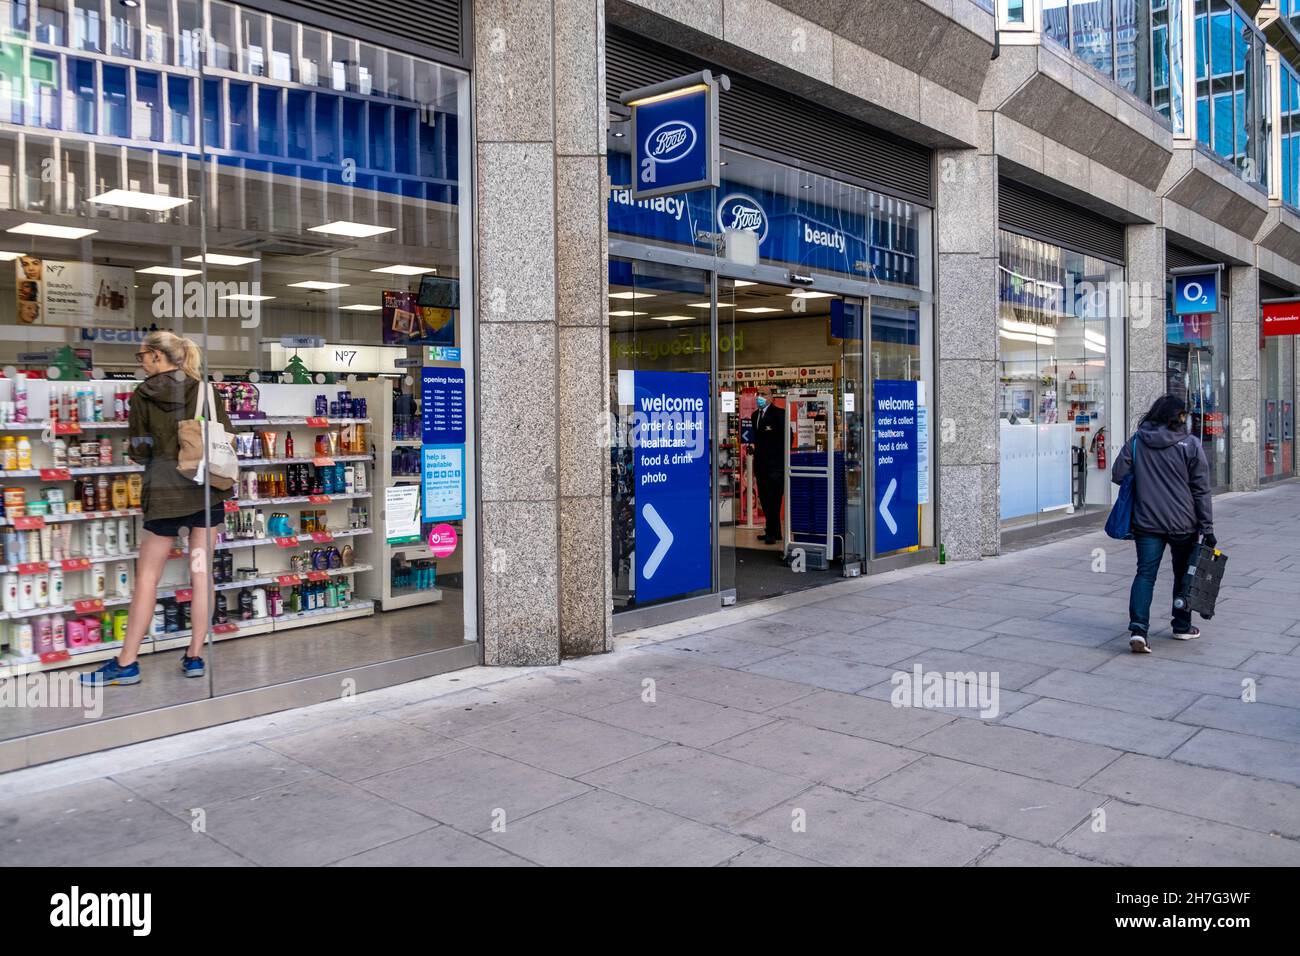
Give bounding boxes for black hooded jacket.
[128,371,234,521]
[1111,421,1214,537]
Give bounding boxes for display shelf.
[383,587,443,610]
[232,491,372,508]
[0,464,144,479]
[0,551,140,574]
[0,382,386,675]
[391,439,422,447]
[1,594,132,621]
[155,564,374,599]
[214,527,374,552]
[229,417,371,428]
[237,454,373,468]
[0,421,130,430]
[0,508,142,527]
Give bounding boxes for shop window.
[314,93,339,164]
[203,78,223,150]
[103,65,129,139]
[134,71,163,142]
[228,81,251,152]
[168,76,193,145]
[257,86,281,156]
[1165,276,1230,488]
[998,231,1124,531]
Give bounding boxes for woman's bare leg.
[186,524,220,658]
[117,531,174,667]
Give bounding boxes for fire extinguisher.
[1092,428,1106,469]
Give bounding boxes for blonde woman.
[82,332,234,686]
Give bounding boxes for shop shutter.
[1165,243,1217,271]
[246,0,464,63]
[1260,279,1294,301]
[998,178,1126,263]
[605,28,933,205]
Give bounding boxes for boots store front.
[606,33,937,630]
[0,0,476,768]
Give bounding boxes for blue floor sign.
[632,370,712,602]
[874,379,920,554]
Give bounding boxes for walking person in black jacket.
[1111,395,1216,654]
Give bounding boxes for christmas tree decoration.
[284,353,312,384]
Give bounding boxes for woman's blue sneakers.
[181,655,205,678]
[81,658,141,686]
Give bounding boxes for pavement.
[4,483,1300,867]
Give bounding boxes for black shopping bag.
[1173,544,1228,620]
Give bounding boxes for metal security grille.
[606,29,933,205]
[998,178,1126,263]
[1165,244,1217,271]
[248,0,464,63]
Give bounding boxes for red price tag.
[61,557,91,572]
[17,562,49,575]
[310,532,333,543]
[277,573,301,586]
[39,468,72,481]
[174,588,193,603]
[53,422,81,436]
[308,495,331,504]
[275,537,299,548]
[169,547,185,559]
[74,598,104,614]
[213,622,239,634]
[305,416,328,427]
[13,516,45,530]
[312,456,334,467]
[224,499,241,513]
[39,650,72,664]
[306,571,329,582]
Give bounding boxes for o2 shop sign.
[1174,271,1219,316]
[623,70,725,201]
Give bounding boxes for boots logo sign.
[645,120,696,162]
[718,193,768,243]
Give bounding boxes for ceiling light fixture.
[648,315,695,322]
[371,265,437,275]
[607,310,647,317]
[6,222,98,240]
[737,307,782,314]
[340,304,383,312]
[136,266,202,277]
[220,293,275,302]
[787,290,834,299]
[185,253,260,266]
[0,251,22,261]
[288,280,349,290]
[687,302,734,308]
[307,221,395,238]
[608,291,656,300]
[91,188,190,211]
[730,279,756,287]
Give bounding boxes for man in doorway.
[748,394,786,545]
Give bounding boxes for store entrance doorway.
[717,278,867,604]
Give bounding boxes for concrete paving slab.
[1004,698,1199,757]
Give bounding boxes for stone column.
[1228,264,1259,492]
[1125,224,1166,433]
[935,135,1000,560]
[473,0,612,664]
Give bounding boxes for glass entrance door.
[718,278,866,603]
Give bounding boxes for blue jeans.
[1129,531,1197,636]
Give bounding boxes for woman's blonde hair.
[143,331,202,380]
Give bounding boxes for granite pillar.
[473,0,612,664]
[935,140,1000,559]
[1228,264,1260,492]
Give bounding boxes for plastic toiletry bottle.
[51,613,66,652]
[114,562,129,597]
[48,566,63,606]
[15,436,31,471]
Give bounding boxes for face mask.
[756,396,767,409]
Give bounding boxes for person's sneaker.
[180,654,205,678]
[80,658,141,686]
[1129,633,1152,654]
[1171,626,1201,641]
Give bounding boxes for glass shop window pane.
[1072,0,1113,77]
[203,78,222,149]
[287,89,310,159]
[229,81,251,151]
[1042,0,1069,47]
[314,93,338,163]
[257,85,281,155]
[169,76,193,145]
[103,64,128,138]
[134,70,164,142]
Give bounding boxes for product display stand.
[367,378,443,611]
[0,376,386,678]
